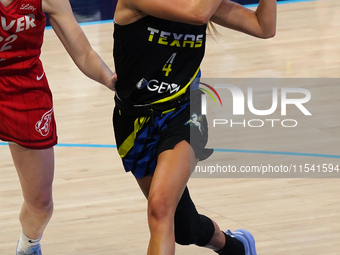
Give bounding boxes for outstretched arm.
[115,0,225,25]
[211,0,277,38]
[42,0,116,90]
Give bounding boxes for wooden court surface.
[1,0,340,254]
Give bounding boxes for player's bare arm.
[211,0,277,38]
[42,0,116,90]
[114,0,224,25]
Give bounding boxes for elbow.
[262,32,276,39]
[195,15,210,26]
[260,27,276,39]
[189,9,211,25]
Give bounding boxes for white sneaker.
[16,243,42,255]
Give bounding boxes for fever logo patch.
[35,108,53,137]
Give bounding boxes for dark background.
[47,0,288,26]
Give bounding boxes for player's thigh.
[9,144,54,201]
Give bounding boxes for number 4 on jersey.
[162,53,177,76]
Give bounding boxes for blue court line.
[1,142,339,159]
[45,19,113,30]
[56,143,116,148]
[245,0,316,8]
[214,148,340,159]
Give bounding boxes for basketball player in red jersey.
[0,0,115,254]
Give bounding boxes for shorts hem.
[0,136,57,150]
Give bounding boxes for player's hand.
[108,72,117,91]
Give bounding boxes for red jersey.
[0,0,46,73]
[0,0,57,149]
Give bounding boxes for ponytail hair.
[207,20,220,37]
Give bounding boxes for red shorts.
[0,62,58,149]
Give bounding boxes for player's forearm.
[78,50,114,89]
[210,0,276,39]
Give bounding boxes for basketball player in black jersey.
[112,0,277,254]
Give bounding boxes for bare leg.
[9,144,54,240]
[136,141,232,254]
[137,141,195,255]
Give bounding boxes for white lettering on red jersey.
[0,0,46,72]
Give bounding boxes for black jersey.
[113,16,207,105]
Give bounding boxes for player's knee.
[25,193,53,214]
[174,212,215,246]
[148,197,172,222]
[195,215,215,247]
[174,211,201,245]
